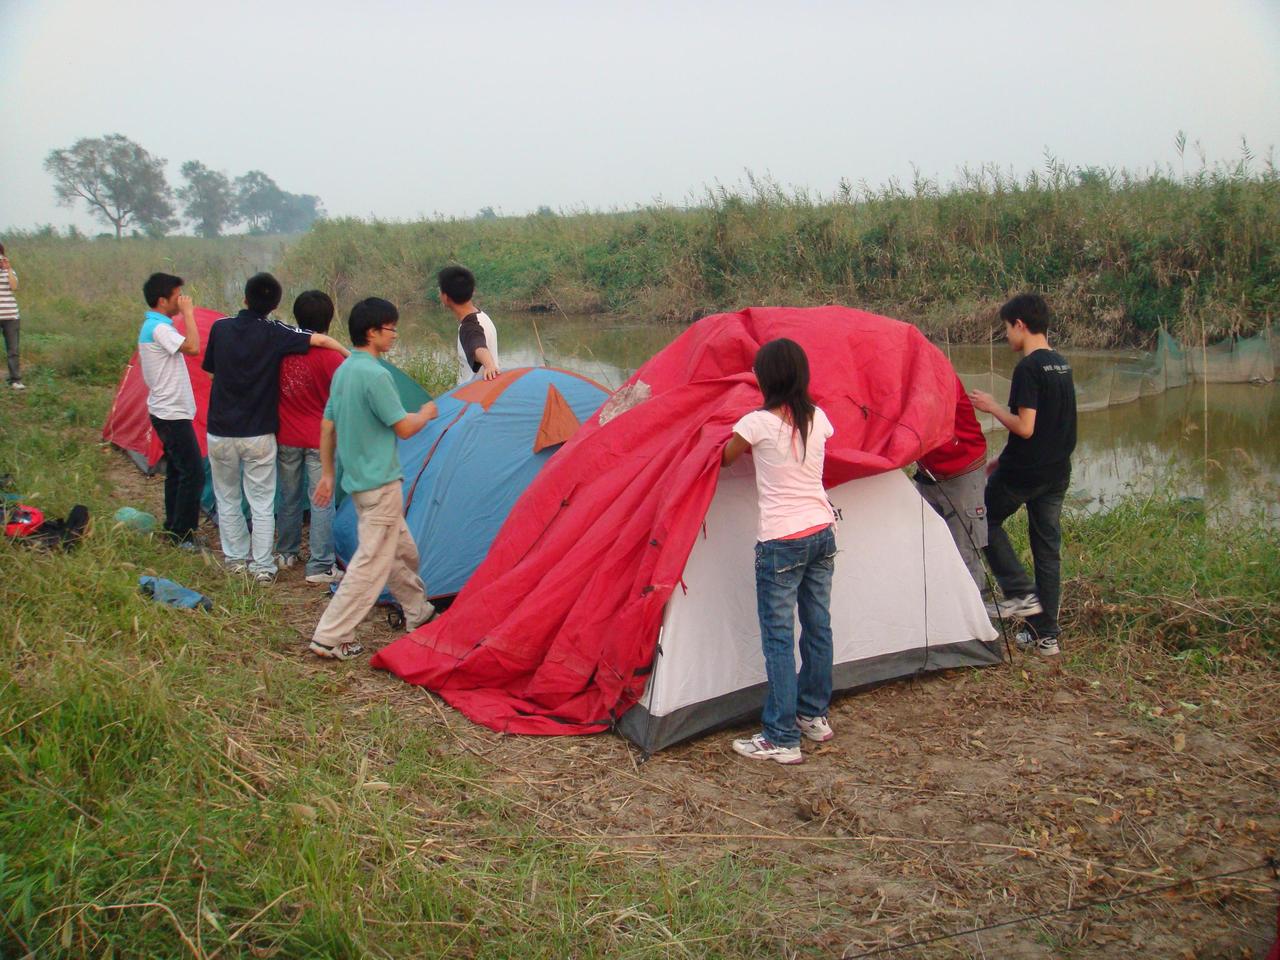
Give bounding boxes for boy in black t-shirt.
[969,294,1077,656]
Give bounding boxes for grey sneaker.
[305,566,344,585]
[796,715,834,742]
[731,733,803,764]
[254,569,276,584]
[1014,629,1060,657]
[275,553,298,569]
[986,594,1043,619]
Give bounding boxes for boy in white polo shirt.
[138,272,202,545]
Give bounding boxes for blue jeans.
[754,526,837,748]
[276,445,335,575]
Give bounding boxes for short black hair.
[999,293,1051,335]
[292,290,335,334]
[348,297,398,347]
[438,265,476,304]
[244,272,283,315]
[143,272,184,308]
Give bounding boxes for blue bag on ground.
[139,575,213,611]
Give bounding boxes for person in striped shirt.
[0,242,22,390]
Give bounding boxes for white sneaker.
[275,553,298,569]
[1014,629,1060,657]
[796,715,834,742]
[309,640,364,661]
[305,567,344,585]
[731,733,803,765]
[986,594,1043,619]
[9,381,25,391]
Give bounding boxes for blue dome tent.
[334,367,610,600]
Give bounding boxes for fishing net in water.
[955,326,1274,415]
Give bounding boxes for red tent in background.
[102,307,223,472]
[371,305,960,735]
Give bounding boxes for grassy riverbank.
[1,300,1277,957]
[284,163,1280,347]
[8,157,1278,347]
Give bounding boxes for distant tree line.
[44,134,323,239]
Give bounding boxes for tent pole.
[1201,316,1209,507]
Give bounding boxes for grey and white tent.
[618,463,1002,752]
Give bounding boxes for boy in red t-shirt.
[914,372,989,594]
[276,291,346,583]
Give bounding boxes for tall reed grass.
[7,150,1278,347]
[279,156,1279,346]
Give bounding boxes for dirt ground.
[113,455,1280,958]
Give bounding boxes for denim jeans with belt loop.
[276,445,335,575]
[754,525,837,748]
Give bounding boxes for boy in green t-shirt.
[310,298,438,660]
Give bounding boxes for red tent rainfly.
[371,306,959,735]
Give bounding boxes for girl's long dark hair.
[753,338,816,459]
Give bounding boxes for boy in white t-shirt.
[438,265,500,384]
[721,338,837,765]
[138,272,202,545]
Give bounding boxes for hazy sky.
[2,0,1278,232]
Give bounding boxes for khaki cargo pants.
[311,479,433,649]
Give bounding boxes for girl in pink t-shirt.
[721,338,836,765]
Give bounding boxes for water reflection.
[1070,382,1279,524]
[391,310,1278,522]
[392,307,671,389]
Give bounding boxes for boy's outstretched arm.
[309,333,351,358]
[393,401,440,439]
[969,389,1036,438]
[474,347,500,381]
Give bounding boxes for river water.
[393,310,1279,524]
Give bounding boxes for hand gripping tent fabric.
[371,307,1001,751]
[334,367,611,599]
